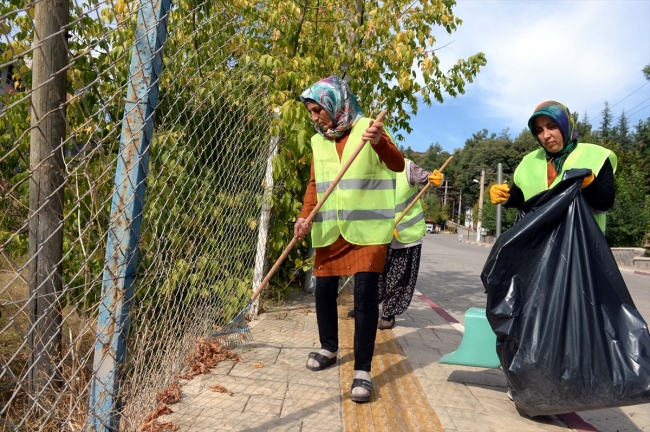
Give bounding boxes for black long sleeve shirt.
[504,158,615,211]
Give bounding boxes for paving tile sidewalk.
[160,294,342,431]
[391,297,572,432]
[160,287,646,432]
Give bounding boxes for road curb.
[463,240,493,248]
[464,242,650,278]
[415,293,459,324]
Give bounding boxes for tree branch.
[291,1,308,58]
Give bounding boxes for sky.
[396,0,650,152]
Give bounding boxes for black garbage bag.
[482,169,650,417]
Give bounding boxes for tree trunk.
[28,0,68,401]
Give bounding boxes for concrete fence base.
[610,247,650,270]
[611,248,646,267]
[633,257,650,270]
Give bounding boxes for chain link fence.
[1,0,276,429]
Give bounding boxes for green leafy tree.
[423,194,448,225]
[633,118,650,190]
[606,161,650,247]
[456,128,537,206]
[481,183,518,233]
[1,0,487,305]
[245,0,487,296]
[574,111,597,143]
[400,145,422,164]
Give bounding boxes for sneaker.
[507,387,513,401]
[377,316,395,330]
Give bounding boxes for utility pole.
[28,0,68,403]
[443,180,448,207]
[458,190,462,226]
[475,169,485,243]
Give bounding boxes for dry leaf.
[140,420,179,432]
[179,338,242,380]
[157,383,181,405]
[211,384,234,396]
[143,405,173,424]
[293,308,315,314]
[252,362,265,368]
[276,312,288,320]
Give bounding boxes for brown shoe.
[377,316,395,330]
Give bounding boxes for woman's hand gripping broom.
[393,156,453,238]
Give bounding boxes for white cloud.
[433,0,650,128]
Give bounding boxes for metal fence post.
[88,0,171,429]
[28,0,68,405]
[251,109,280,316]
[496,163,503,238]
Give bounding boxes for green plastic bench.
[437,307,501,368]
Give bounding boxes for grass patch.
[1,264,96,430]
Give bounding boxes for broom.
[393,155,453,238]
[212,110,388,347]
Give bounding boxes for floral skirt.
[378,244,422,316]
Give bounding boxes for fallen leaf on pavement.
[157,383,181,405]
[211,384,234,396]
[143,405,173,424]
[140,420,178,431]
[179,338,242,380]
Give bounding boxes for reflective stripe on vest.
[394,159,426,244]
[311,117,397,247]
[513,143,617,232]
[315,178,396,193]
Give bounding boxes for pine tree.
[574,110,593,141]
[618,110,631,150]
[600,101,613,140]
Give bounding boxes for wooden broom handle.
[393,155,453,228]
[251,110,388,301]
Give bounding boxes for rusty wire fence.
[0,0,277,429]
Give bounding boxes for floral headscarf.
[527,101,579,173]
[299,76,364,139]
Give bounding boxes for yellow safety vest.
[311,118,397,247]
[394,159,426,244]
[514,143,617,231]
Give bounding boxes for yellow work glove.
[581,173,595,189]
[428,170,443,187]
[490,183,510,205]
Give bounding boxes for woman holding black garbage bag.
[482,101,650,417]
[490,101,617,230]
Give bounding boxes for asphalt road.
[416,233,650,325]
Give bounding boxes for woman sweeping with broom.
[294,76,404,403]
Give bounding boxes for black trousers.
[314,272,379,372]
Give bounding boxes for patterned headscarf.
[300,76,364,139]
[527,101,579,173]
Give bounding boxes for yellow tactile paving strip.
[338,286,444,432]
